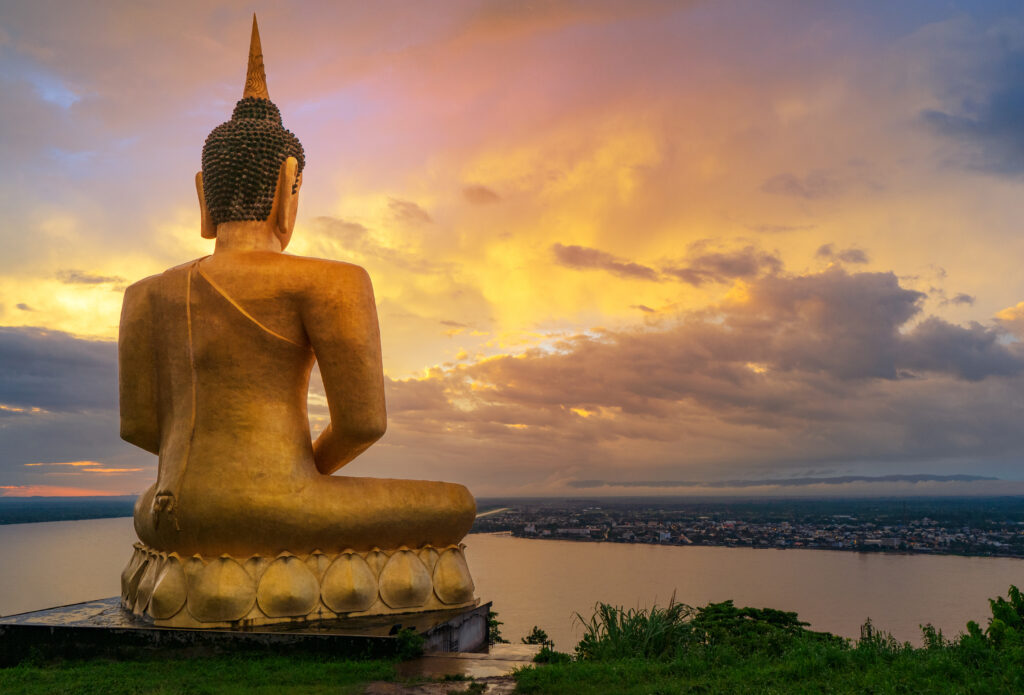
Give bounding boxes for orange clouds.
[23,461,144,475]
[333,263,1024,494]
[0,404,46,415]
[3,3,1024,496]
[0,485,128,497]
[997,302,1024,337]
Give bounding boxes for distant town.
[5,495,1024,560]
[471,497,1024,559]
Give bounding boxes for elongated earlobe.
[196,172,216,239]
[274,156,300,251]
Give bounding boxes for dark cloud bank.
[56,270,125,285]
[551,242,783,286]
[570,474,999,489]
[386,266,1024,481]
[816,244,869,264]
[0,326,116,414]
[923,47,1024,176]
[3,265,1024,489]
[761,170,841,200]
[551,243,660,281]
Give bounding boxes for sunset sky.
[2,0,1024,498]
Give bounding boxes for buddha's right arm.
[118,282,160,454]
[305,265,387,475]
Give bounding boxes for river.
[1,518,1019,650]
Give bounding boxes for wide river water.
[1,517,1021,650]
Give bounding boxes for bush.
[962,584,1024,650]
[516,587,1024,694]
[572,598,848,664]
[574,600,694,661]
[487,609,509,645]
[920,623,950,650]
[395,627,425,660]
[691,600,841,654]
[523,626,554,648]
[533,646,572,664]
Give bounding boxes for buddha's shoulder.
[275,254,373,287]
[123,259,200,296]
[121,267,174,299]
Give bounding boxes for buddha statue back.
[117,16,478,628]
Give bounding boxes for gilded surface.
[120,543,477,628]
[118,16,477,626]
[242,15,269,100]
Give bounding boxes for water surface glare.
[2,519,1021,650]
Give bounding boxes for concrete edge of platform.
[0,600,492,666]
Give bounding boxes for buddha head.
[196,16,305,250]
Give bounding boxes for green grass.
[0,654,396,695]
[514,641,1024,694]
[513,587,1024,694]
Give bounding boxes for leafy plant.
[856,618,907,655]
[395,627,425,660]
[522,626,554,648]
[488,609,509,645]
[574,600,694,661]
[963,584,1024,649]
[920,623,949,650]
[533,645,572,664]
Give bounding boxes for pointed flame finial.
[243,14,269,100]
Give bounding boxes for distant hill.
[0,496,137,525]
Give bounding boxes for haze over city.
[2,0,1024,498]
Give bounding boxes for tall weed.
[574,600,694,661]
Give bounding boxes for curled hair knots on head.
[201,97,305,226]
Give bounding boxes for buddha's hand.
[151,491,181,531]
[312,424,336,473]
[312,422,380,475]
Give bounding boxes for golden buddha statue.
[118,17,477,628]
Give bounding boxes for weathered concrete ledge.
[0,597,490,666]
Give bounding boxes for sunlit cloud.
[0,485,129,497]
[997,301,1024,338]
[0,404,47,415]
[55,270,126,286]
[3,2,1024,496]
[23,461,143,475]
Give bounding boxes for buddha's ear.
[196,172,216,239]
[275,156,301,251]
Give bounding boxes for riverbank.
[472,497,1024,561]
[498,530,1024,560]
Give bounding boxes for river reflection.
[2,519,1019,649]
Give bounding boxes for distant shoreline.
[2,511,1024,565]
[0,496,136,526]
[478,530,1024,561]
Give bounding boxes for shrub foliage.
[514,585,1024,694]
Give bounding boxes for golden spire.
[243,14,269,100]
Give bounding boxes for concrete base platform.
[0,597,491,666]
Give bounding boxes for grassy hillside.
[516,586,1024,694]
[0,654,395,694]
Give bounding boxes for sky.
[2,0,1024,498]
